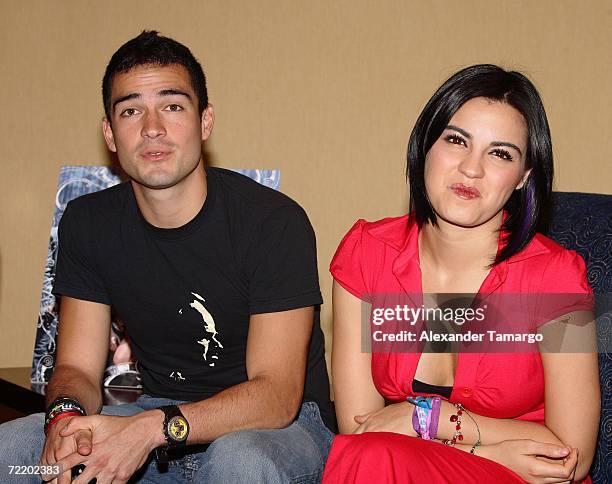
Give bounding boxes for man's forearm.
[145,374,302,448]
[46,364,103,415]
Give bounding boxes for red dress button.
[461,387,473,397]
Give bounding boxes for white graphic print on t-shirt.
[189,292,224,367]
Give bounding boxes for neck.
[419,213,502,272]
[131,161,207,229]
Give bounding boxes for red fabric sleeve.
[535,249,594,326]
[329,219,370,302]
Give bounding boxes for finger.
[56,452,89,475]
[58,467,75,484]
[59,416,91,437]
[40,463,63,482]
[75,429,93,455]
[354,411,374,424]
[45,446,57,467]
[525,440,571,458]
[562,448,578,477]
[72,464,100,484]
[40,469,57,483]
[563,447,578,465]
[529,459,575,481]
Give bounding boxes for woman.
[323,65,599,483]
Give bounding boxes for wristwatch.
[155,405,190,464]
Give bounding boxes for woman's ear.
[516,168,532,190]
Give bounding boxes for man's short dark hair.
[406,64,553,265]
[102,30,208,121]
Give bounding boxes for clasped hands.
[352,401,578,484]
[39,412,161,484]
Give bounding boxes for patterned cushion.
[547,192,612,483]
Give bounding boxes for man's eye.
[444,134,466,146]
[120,108,138,117]
[166,104,183,112]
[491,149,513,161]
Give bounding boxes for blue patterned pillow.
[547,192,611,484]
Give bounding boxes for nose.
[457,153,485,179]
[141,110,166,139]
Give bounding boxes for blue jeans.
[0,396,334,483]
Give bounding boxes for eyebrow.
[112,89,192,112]
[158,88,192,100]
[445,124,523,157]
[491,141,523,157]
[112,92,140,111]
[446,124,472,139]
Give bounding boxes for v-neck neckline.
[397,221,508,400]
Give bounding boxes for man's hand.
[480,439,578,484]
[353,402,418,437]
[39,416,92,483]
[54,411,164,484]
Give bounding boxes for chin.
[436,209,501,230]
[132,174,180,190]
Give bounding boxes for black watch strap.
[159,405,190,450]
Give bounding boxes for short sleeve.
[52,201,111,304]
[535,249,593,325]
[247,204,322,314]
[330,219,370,301]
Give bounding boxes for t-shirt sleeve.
[52,201,111,305]
[535,249,593,325]
[247,204,322,314]
[329,219,370,301]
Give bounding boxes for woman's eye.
[491,149,513,161]
[445,134,466,146]
[166,104,183,112]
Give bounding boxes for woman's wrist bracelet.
[407,396,441,440]
[441,403,482,452]
[461,406,482,454]
[442,403,464,446]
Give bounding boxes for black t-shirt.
[53,167,334,430]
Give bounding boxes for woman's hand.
[353,401,418,437]
[478,439,578,483]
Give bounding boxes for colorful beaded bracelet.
[44,397,86,434]
[407,396,441,440]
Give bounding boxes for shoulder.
[330,215,415,298]
[510,233,590,293]
[209,167,310,222]
[335,214,413,254]
[63,181,130,218]
[514,232,586,267]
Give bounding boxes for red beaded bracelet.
[442,403,464,446]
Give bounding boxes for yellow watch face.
[167,416,189,442]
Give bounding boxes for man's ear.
[516,168,532,190]
[102,118,117,153]
[201,104,215,141]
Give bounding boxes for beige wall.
[1,0,610,368]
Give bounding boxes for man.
[0,31,334,483]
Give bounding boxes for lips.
[140,148,172,161]
[450,183,480,200]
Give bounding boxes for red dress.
[323,216,593,484]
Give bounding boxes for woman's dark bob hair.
[406,64,553,265]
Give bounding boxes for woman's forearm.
[435,400,564,446]
[435,402,593,481]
